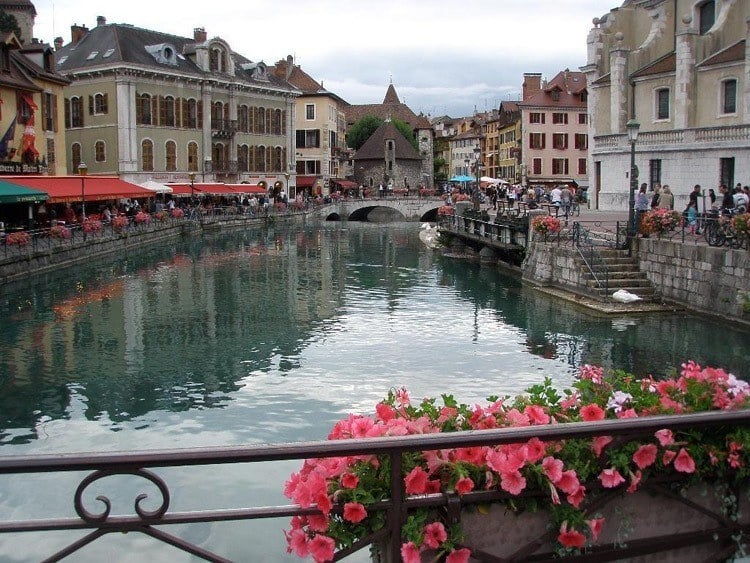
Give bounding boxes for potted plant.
[531,215,562,239]
[640,208,682,236]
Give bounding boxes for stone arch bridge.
[308,198,444,222]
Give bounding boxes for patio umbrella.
[449,175,473,182]
[0,179,48,203]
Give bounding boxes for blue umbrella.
[449,175,473,182]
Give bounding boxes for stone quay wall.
[522,240,589,297]
[635,239,750,322]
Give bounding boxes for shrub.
[640,208,682,235]
[531,215,562,235]
[112,216,128,232]
[5,231,31,246]
[49,225,71,239]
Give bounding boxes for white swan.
[612,289,642,303]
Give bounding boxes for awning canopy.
[3,176,154,203]
[140,180,173,194]
[226,184,267,194]
[332,180,358,189]
[0,179,48,203]
[166,183,266,196]
[296,175,317,188]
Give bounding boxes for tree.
[0,10,22,42]
[391,118,418,151]
[347,116,383,151]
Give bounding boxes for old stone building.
[353,120,422,193]
[583,0,750,210]
[54,17,299,186]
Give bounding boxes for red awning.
[3,175,154,203]
[296,175,316,188]
[226,184,267,194]
[166,183,204,196]
[333,180,358,189]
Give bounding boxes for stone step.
[587,278,653,289]
[583,270,650,280]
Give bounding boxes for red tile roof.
[700,40,745,67]
[519,70,587,109]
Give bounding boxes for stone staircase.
[577,249,659,302]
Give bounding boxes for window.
[529,132,545,149]
[552,133,568,149]
[255,146,266,172]
[552,158,569,175]
[163,96,175,127]
[46,138,55,168]
[721,79,737,115]
[552,113,568,125]
[71,142,81,171]
[188,141,199,172]
[238,105,249,132]
[95,140,105,162]
[699,1,715,35]
[257,107,265,133]
[574,133,588,150]
[237,144,249,172]
[656,88,670,120]
[43,92,57,132]
[165,140,176,171]
[89,93,108,115]
[209,47,226,72]
[142,139,154,171]
[186,99,198,128]
[532,158,542,175]
[529,112,545,124]
[578,158,587,175]
[720,157,735,189]
[68,96,84,127]
[305,104,315,120]
[578,113,588,124]
[551,90,560,101]
[649,159,662,188]
[296,129,321,148]
[138,93,151,125]
[273,109,282,135]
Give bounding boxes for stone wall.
[522,240,588,296]
[635,238,750,321]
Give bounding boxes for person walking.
[657,185,674,209]
[650,183,661,209]
[635,184,650,234]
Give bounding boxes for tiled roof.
[353,121,421,161]
[631,52,675,78]
[346,84,431,130]
[0,0,35,15]
[519,70,587,109]
[700,40,745,67]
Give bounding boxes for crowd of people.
[441,182,587,216]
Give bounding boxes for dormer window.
[209,46,226,72]
[145,43,178,66]
[551,90,560,102]
[86,51,99,60]
[0,46,10,72]
[240,61,268,81]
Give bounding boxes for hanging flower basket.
[83,219,102,234]
[49,225,71,239]
[112,216,129,233]
[5,231,31,246]
[640,208,682,235]
[134,211,151,225]
[170,208,185,219]
[531,215,562,236]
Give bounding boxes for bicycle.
[703,210,744,249]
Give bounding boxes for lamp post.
[188,171,195,203]
[78,162,88,222]
[626,119,640,251]
[463,158,470,192]
[473,146,482,212]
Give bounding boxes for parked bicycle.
[703,210,746,249]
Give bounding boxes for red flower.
[674,448,696,473]
[308,534,335,562]
[580,403,605,421]
[558,522,586,548]
[404,466,428,494]
[556,470,580,495]
[655,429,675,446]
[632,444,658,469]
[591,435,613,457]
[542,456,563,482]
[343,502,367,523]
[446,548,472,563]
[587,517,605,542]
[500,470,527,495]
[423,521,448,549]
[401,542,420,563]
[454,476,475,495]
[598,467,626,488]
[341,472,359,489]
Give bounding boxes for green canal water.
[0,222,748,561]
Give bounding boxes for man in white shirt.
[733,187,748,212]
[550,185,562,206]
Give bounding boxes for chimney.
[522,73,542,101]
[194,27,207,43]
[70,24,88,45]
[96,16,106,27]
[54,37,63,51]
[285,54,293,81]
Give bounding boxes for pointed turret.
[383,83,400,104]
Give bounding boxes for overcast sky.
[33,0,610,118]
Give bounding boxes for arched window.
[187,98,198,128]
[165,140,176,171]
[238,105,249,132]
[71,142,81,171]
[142,139,154,171]
[138,93,151,125]
[257,107,265,134]
[188,141,199,172]
[249,106,256,133]
[255,145,265,172]
[70,96,84,127]
[163,96,175,127]
[212,101,224,129]
[699,0,715,35]
[265,108,272,134]
[209,46,226,72]
[237,144,249,172]
[95,140,106,162]
[212,142,226,171]
[273,109,282,135]
[272,147,283,172]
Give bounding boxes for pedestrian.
[684,201,698,234]
[708,188,718,210]
[657,185,674,209]
[560,185,572,216]
[650,183,661,209]
[732,186,748,212]
[720,184,734,212]
[635,184,650,234]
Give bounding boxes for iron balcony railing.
[0,410,748,562]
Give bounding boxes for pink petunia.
[662,449,677,466]
[375,402,395,422]
[454,476,475,495]
[655,429,675,446]
[446,548,472,563]
[542,456,563,482]
[341,472,359,489]
[285,528,309,557]
[580,403,606,421]
[674,448,696,473]
[524,405,550,425]
[627,469,642,493]
[500,470,527,495]
[566,484,586,508]
[558,522,587,548]
[423,521,448,549]
[404,466,429,494]
[400,541,421,563]
[587,517,605,542]
[632,444,658,469]
[591,435,613,457]
[308,534,335,562]
[617,408,638,419]
[598,467,626,488]
[556,469,580,495]
[343,502,367,523]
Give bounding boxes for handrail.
[0,410,748,561]
[572,221,610,296]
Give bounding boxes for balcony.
[210,118,237,139]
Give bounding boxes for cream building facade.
[583,0,750,210]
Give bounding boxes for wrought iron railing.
[0,410,748,562]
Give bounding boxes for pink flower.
[627,469,642,493]
[580,403,606,421]
[587,518,605,542]
[579,364,604,383]
[404,466,428,494]
[617,408,638,419]
[343,502,367,523]
[500,470,527,495]
[598,467,626,488]
[556,470,580,495]
[423,521,448,549]
[341,472,359,489]
[566,484,586,508]
[558,522,586,548]
[525,437,547,462]
[400,542,421,563]
[674,448,696,473]
[285,528,309,557]
[446,548,472,563]
[524,405,550,425]
[308,534,335,562]
[454,477,475,495]
[542,456,563,483]
[655,429,675,446]
[375,402,395,422]
[591,435,613,457]
[632,444,658,469]
[662,449,677,466]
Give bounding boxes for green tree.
[0,10,22,42]
[347,115,383,150]
[392,118,418,151]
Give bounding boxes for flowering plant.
[5,231,30,246]
[531,215,562,236]
[134,211,150,224]
[437,205,454,216]
[153,210,168,222]
[640,208,682,235]
[49,225,71,239]
[83,219,102,233]
[112,216,129,233]
[284,362,749,562]
[731,213,750,235]
[170,208,185,219]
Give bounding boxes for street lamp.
[189,171,195,203]
[463,158,470,192]
[78,162,88,222]
[473,146,482,212]
[626,119,640,250]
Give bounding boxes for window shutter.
[52,94,58,132]
[152,95,158,126]
[159,96,166,127]
[102,93,108,114]
[88,95,94,115]
[40,94,47,130]
[78,98,84,127]
[181,98,188,127]
[197,101,203,127]
[64,98,71,128]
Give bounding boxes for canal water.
[0,222,748,561]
